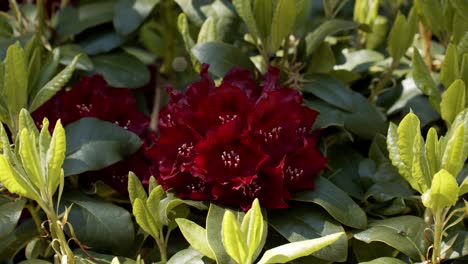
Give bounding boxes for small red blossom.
[147,65,327,210]
[32,75,152,193]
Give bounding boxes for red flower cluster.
[146,65,326,210]
[32,75,152,194]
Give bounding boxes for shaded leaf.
[305,20,358,57]
[0,199,26,239]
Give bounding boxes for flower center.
[285,165,303,180]
[186,181,206,192]
[296,126,307,135]
[114,120,132,129]
[218,114,238,124]
[165,114,176,127]
[221,150,240,169]
[178,142,194,156]
[258,126,282,142]
[76,103,93,114]
[239,179,262,198]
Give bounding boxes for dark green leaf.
[354,216,428,260]
[57,44,94,71]
[0,199,26,239]
[92,52,150,88]
[293,176,367,229]
[192,42,255,77]
[79,29,126,56]
[270,0,296,52]
[63,192,135,255]
[63,118,142,176]
[412,48,441,112]
[113,0,160,35]
[0,219,38,260]
[303,74,354,112]
[269,205,347,262]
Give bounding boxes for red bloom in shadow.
[147,65,327,210]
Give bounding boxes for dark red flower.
[32,74,152,194]
[147,64,326,210]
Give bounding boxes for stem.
[150,76,161,132]
[369,59,398,102]
[44,204,75,263]
[156,233,168,263]
[431,207,447,264]
[419,22,432,71]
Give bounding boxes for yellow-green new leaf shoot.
[241,198,265,263]
[422,169,458,209]
[441,124,465,176]
[222,210,248,264]
[176,218,216,260]
[133,198,160,239]
[257,232,345,264]
[441,80,466,125]
[3,42,28,118]
[440,44,460,89]
[128,171,147,205]
[46,120,66,196]
[425,127,440,177]
[0,155,40,201]
[146,185,164,228]
[459,177,468,196]
[19,109,39,139]
[19,129,44,190]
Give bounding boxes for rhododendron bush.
[0,0,466,264]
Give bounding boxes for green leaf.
[441,123,465,176]
[359,257,406,264]
[63,193,135,255]
[306,42,336,74]
[441,80,466,125]
[197,17,218,43]
[19,129,44,190]
[148,176,158,193]
[333,49,384,73]
[167,247,205,264]
[460,176,468,196]
[57,44,94,71]
[422,169,459,209]
[222,210,248,264]
[146,185,164,228]
[18,260,51,264]
[232,0,259,41]
[128,171,147,205]
[388,9,417,62]
[47,120,66,196]
[257,232,344,264]
[253,0,273,40]
[292,176,367,229]
[0,199,26,239]
[270,0,296,53]
[113,0,160,35]
[425,127,440,177]
[269,205,348,262]
[207,203,233,264]
[303,75,354,112]
[19,109,39,139]
[354,216,427,260]
[176,219,216,260]
[240,199,265,262]
[3,42,28,117]
[177,13,198,69]
[191,42,255,77]
[305,19,358,57]
[461,53,468,86]
[63,118,142,176]
[79,29,126,56]
[0,218,38,260]
[29,55,79,112]
[133,198,160,239]
[92,52,150,88]
[412,48,441,112]
[0,155,40,201]
[441,43,460,89]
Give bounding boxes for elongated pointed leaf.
[422,169,458,209]
[207,204,233,264]
[19,129,44,189]
[459,177,468,196]
[270,0,296,52]
[240,199,265,262]
[47,120,66,196]
[0,156,39,201]
[197,17,217,43]
[232,0,259,41]
[257,232,344,264]
[441,80,466,125]
[254,0,273,40]
[440,44,460,89]
[167,247,205,264]
[3,42,28,116]
[176,218,216,260]
[146,185,164,228]
[127,171,147,205]
[29,55,79,112]
[441,124,465,176]
[19,109,39,139]
[222,210,247,264]
[412,48,441,112]
[388,10,416,62]
[425,127,440,177]
[133,198,160,239]
[148,176,158,193]
[38,119,51,171]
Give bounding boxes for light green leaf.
[128,171,147,205]
[240,198,264,262]
[440,44,460,89]
[207,203,233,264]
[146,185,164,228]
[198,17,217,43]
[3,42,28,117]
[222,210,247,264]
[441,124,465,176]
[133,198,159,239]
[19,129,44,190]
[38,119,51,174]
[257,232,344,264]
[18,109,39,140]
[0,199,26,239]
[459,176,468,196]
[422,169,459,209]
[425,127,440,177]
[270,0,296,52]
[441,79,466,125]
[232,0,259,41]
[167,247,205,264]
[392,8,417,62]
[47,120,66,196]
[305,20,358,57]
[148,176,158,193]
[359,257,407,264]
[412,48,441,112]
[177,13,198,69]
[29,55,79,112]
[0,155,40,201]
[461,53,468,86]
[176,218,216,260]
[292,176,367,229]
[192,42,255,77]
